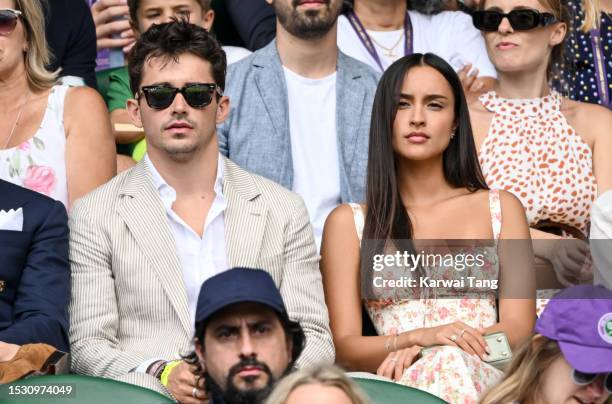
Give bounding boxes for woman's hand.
[416,322,489,360]
[376,346,422,382]
[547,238,593,286]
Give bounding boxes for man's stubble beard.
[274,0,343,40]
[151,120,215,163]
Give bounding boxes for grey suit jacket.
[68,157,334,395]
[218,40,379,203]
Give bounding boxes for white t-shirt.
[283,66,341,250]
[223,45,252,65]
[337,11,497,77]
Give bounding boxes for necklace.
[3,92,30,149]
[346,10,413,72]
[368,30,405,58]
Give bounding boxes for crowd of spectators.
[0,0,611,403]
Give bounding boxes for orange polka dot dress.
[478,91,597,236]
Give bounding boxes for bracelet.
[160,360,182,387]
[146,360,167,379]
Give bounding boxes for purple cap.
[535,285,612,373]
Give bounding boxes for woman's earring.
[450,130,456,140]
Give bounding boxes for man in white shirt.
[68,20,333,402]
[218,0,379,248]
[337,0,496,92]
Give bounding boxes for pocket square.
[0,208,23,231]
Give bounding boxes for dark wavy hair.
[362,52,487,252]
[127,19,226,96]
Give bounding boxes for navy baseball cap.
[195,268,289,327]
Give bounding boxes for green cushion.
[352,377,448,404]
[0,374,173,404]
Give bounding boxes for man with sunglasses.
[68,20,333,402]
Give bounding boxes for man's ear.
[549,22,567,47]
[215,95,230,125]
[126,98,144,128]
[202,9,215,31]
[195,340,206,367]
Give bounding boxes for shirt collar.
[144,153,225,210]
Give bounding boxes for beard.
[274,0,343,40]
[409,0,449,14]
[204,357,292,404]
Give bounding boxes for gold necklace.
[368,30,405,58]
[3,91,30,149]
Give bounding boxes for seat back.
[352,377,448,404]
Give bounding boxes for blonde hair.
[14,0,58,91]
[480,335,562,404]
[264,365,371,404]
[580,0,602,32]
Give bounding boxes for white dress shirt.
[145,154,229,326]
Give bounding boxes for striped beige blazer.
[68,157,334,395]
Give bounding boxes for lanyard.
[346,10,413,72]
[589,28,611,109]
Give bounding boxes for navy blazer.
[0,180,70,352]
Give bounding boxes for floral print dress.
[0,85,69,207]
[349,190,505,404]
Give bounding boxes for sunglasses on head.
[572,369,612,393]
[0,9,22,36]
[137,83,222,110]
[472,9,558,32]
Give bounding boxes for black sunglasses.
[572,369,612,393]
[472,9,558,32]
[0,9,22,36]
[137,83,222,110]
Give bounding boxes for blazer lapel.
[252,41,293,189]
[336,52,367,197]
[222,158,269,268]
[116,162,191,336]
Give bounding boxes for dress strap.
[488,189,502,241]
[348,203,365,244]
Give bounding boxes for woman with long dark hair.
[320,53,535,403]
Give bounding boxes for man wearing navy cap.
[182,268,305,404]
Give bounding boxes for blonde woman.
[265,365,370,404]
[0,0,115,208]
[563,0,612,108]
[480,285,612,404]
[469,0,612,291]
